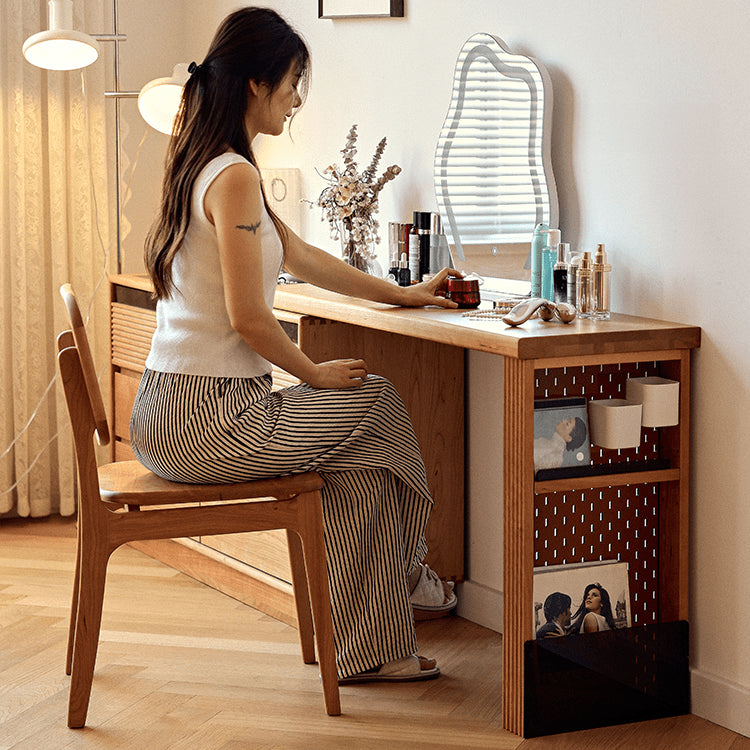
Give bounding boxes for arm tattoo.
[236,222,261,234]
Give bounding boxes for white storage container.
[588,399,643,449]
[625,376,680,427]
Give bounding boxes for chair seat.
[98,460,324,507]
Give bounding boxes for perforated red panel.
[533,362,666,625]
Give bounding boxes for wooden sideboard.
[109,274,700,737]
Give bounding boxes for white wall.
[120,0,750,736]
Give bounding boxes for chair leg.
[287,528,316,664]
[66,520,82,676]
[67,539,110,729]
[296,491,341,717]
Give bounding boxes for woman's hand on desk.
[308,358,368,389]
[397,267,462,309]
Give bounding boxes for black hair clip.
[188,61,202,76]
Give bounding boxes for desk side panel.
[299,318,465,581]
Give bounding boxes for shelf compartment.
[534,481,663,627]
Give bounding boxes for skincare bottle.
[396,252,411,287]
[567,252,581,308]
[399,223,411,276]
[388,222,400,279]
[409,212,431,283]
[592,243,612,320]
[576,252,593,318]
[417,211,433,281]
[408,221,419,282]
[530,222,549,298]
[429,213,443,274]
[554,242,569,304]
[541,228,560,301]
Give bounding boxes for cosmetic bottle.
[567,252,581,308]
[592,243,612,320]
[429,213,444,274]
[541,228,560,301]
[576,252,593,318]
[418,211,433,281]
[530,222,549,298]
[408,223,419,283]
[554,242,569,305]
[396,252,411,287]
[398,223,411,275]
[408,212,431,283]
[388,222,400,279]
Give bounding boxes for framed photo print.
[533,560,632,639]
[534,396,590,476]
[318,0,404,18]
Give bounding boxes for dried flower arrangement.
[315,124,401,272]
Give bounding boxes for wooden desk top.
[110,274,701,361]
[274,284,701,360]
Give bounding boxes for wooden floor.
[1,517,748,750]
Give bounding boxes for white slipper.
[409,563,457,613]
[339,655,440,685]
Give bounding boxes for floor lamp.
[23,0,186,273]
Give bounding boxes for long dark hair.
[569,582,616,632]
[145,7,310,299]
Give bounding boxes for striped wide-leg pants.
[129,370,433,678]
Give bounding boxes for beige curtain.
[0,0,112,518]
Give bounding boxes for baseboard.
[129,537,297,627]
[691,667,750,738]
[455,579,503,633]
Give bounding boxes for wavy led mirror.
[434,33,558,295]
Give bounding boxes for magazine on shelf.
[533,397,591,477]
[532,560,632,639]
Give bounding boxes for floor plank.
[1,517,747,749]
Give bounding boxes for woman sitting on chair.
[129,6,458,685]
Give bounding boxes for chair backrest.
[59,284,110,446]
[57,329,113,534]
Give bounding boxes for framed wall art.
[318,0,404,18]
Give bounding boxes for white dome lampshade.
[23,0,99,71]
[137,64,190,135]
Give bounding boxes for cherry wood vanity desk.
[109,273,700,736]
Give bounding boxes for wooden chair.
[57,283,340,728]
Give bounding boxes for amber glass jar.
[446,278,480,308]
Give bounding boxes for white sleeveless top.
[146,153,284,378]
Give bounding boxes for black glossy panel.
[524,620,690,737]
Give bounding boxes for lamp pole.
[99,0,138,274]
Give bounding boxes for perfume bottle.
[554,242,569,304]
[576,252,593,318]
[530,222,549,298]
[592,243,612,320]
